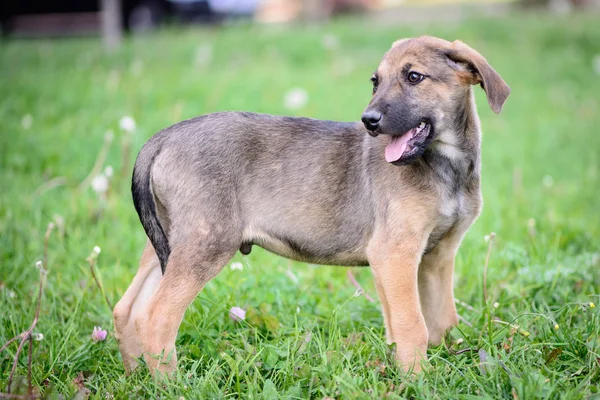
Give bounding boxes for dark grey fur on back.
[132,107,480,273]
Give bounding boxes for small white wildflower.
[455,338,464,345]
[91,174,109,194]
[542,175,554,188]
[22,114,33,130]
[93,246,101,255]
[119,116,136,133]
[493,302,499,309]
[32,333,44,341]
[7,289,16,299]
[131,59,144,76]
[35,260,47,275]
[230,262,243,271]
[283,88,309,111]
[548,0,571,14]
[593,55,600,76]
[285,268,299,284]
[195,44,213,67]
[321,34,339,50]
[484,235,490,243]
[104,166,113,178]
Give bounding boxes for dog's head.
[362,36,510,165]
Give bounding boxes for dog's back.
[133,112,376,269]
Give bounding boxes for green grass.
[1,11,600,399]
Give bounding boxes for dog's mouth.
[384,121,432,164]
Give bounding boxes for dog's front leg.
[368,237,428,373]
[418,238,460,346]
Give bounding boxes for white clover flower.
[484,232,496,243]
[131,59,144,76]
[119,116,136,133]
[549,0,571,14]
[91,174,109,194]
[283,88,308,111]
[22,114,33,130]
[195,44,213,67]
[229,306,246,322]
[542,175,554,188]
[91,326,107,342]
[35,260,47,275]
[230,262,243,271]
[321,34,339,50]
[33,333,44,341]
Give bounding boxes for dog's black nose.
[361,111,382,132]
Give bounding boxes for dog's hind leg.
[113,240,162,373]
[133,233,239,376]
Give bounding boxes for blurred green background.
[1,6,600,399]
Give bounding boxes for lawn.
[1,11,599,399]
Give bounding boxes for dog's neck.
[420,89,481,188]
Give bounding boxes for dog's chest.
[424,188,471,254]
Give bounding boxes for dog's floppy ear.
[445,40,510,114]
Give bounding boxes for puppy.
[113,36,510,375]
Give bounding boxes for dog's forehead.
[379,36,451,72]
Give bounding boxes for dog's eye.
[370,75,379,93]
[407,71,425,84]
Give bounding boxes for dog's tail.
[131,137,170,274]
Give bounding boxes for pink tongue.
[385,130,414,163]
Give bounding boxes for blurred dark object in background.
[3,0,598,37]
[0,0,262,36]
[0,0,375,37]
[1,0,173,36]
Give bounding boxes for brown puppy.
[113,36,510,375]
